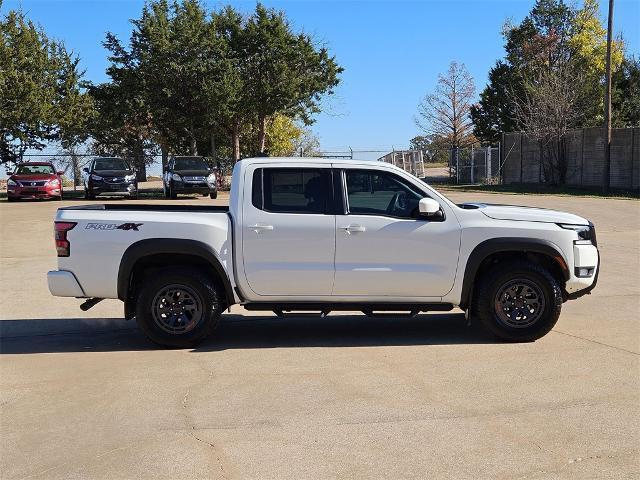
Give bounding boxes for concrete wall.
[502,127,639,191]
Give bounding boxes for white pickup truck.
[48,157,599,347]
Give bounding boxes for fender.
[117,238,235,306]
[459,237,570,310]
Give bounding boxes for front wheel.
[473,261,562,342]
[135,267,224,347]
[209,190,217,199]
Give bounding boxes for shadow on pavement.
[0,313,496,355]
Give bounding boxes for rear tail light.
[54,221,77,257]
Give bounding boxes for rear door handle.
[250,224,274,233]
[340,224,366,234]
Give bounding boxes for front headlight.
[125,174,136,182]
[90,174,103,181]
[47,178,60,186]
[7,178,17,186]
[172,173,182,182]
[558,223,595,245]
[206,173,216,185]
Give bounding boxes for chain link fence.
[450,145,501,184]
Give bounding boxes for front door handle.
[250,224,274,234]
[340,224,366,235]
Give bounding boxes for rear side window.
[251,168,331,214]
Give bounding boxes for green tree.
[471,0,624,144]
[470,62,520,144]
[0,7,93,166]
[242,3,342,154]
[612,56,640,127]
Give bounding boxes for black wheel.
[84,187,95,200]
[209,190,217,199]
[135,267,223,347]
[473,261,562,342]
[129,193,138,200]
[7,196,16,202]
[57,193,63,201]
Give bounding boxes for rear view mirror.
[418,197,441,217]
[83,167,89,173]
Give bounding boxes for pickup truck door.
[333,168,461,298]
[240,165,336,296]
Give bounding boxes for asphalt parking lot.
[1,189,638,479]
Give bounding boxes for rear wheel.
[7,196,17,202]
[135,267,223,347]
[473,261,562,342]
[209,190,218,199]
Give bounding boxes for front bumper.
[565,243,599,300]
[47,270,86,297]
[90,180,137,195]
[8,185,61,199]
[173,181,213,194]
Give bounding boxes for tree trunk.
[161,145,169,171]
[257,115,267,153]
[210,131,216,161]
[189,121,198,155]
[134,145,147,182]
[232,122,241,162]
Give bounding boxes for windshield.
[94,158,128,170]
[15,164,55,175]
[174,157,208,170]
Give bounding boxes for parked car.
[48,157,599,347]
[6,162,64,201]
[163,156,218,199]
[82,157,138,200]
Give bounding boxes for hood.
[93,169,132,177]
[464,203,589,225]
[174,169,211,176]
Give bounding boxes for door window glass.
[345,170,424,218]
[252,168,331,214]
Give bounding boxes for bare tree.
[513,60,587,184]
[415,61,476,150]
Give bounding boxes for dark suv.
[82,157,138,200]
[163,156,217,199]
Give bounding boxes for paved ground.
[1,189,638,479]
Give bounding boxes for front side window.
[252,168,331,214]
[345,169,424,218]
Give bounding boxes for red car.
[6,162,64,201]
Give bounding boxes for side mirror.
[57,171,64,176]
[6,172,13,176]
[418,197,441,217]
[83,167,89,173]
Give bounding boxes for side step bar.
[244,302,455,318]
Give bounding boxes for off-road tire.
[473,261,562,342]
[210,191,217,199]
[136,267,223,347]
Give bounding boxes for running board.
[244,302,454,317]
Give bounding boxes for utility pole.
[602,0,614,194]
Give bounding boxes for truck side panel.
[55,208,233,299]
